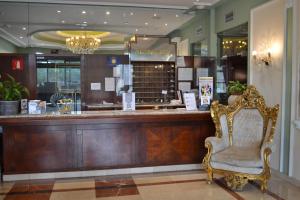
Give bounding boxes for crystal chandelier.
[66,33,101,54]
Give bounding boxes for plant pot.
[228,95,241,105]
[0,100,20,115]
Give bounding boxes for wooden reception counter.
[0,109,214,180]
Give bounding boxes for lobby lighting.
[82,10,86,14]
[57,10,61,13]
[252,50,272,66]
[106,11,110,15]
[252,43,280,66]
[66,32,101,54]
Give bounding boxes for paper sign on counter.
[91,82,101,91]
[105,77,115,91]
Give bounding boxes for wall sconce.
[252,50,272,66]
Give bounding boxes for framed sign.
[199,77,213,100]
[11,57,24,71]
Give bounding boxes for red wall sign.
[11,57,24,71]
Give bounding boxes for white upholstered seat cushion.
[210,161,263,175]
[211,146,263,168]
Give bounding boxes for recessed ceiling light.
[130,12,134,16]
[61,20,65,23]
[176,14,179,18]
[57,10,61,13]
[153,13,157,17]
[104,21,108,24]
[83,21,87,24]
[19,36,23,39]
[22,27,26,30]
[135,29,138,32]
[106,11,110,15]
[145,22,148,26]
[165,23,168,26]
[82,10,86,14]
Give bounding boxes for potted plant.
[0,74,29,115]
[227,81,247,105]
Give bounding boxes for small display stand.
[122,92,136,111]
[183,93,197,111]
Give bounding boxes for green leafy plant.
[227,81,247,95]
[0,74,29,101]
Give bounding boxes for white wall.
[289,0,300,180]
[250,0,285,170]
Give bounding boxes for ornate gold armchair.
[203,86,279,191]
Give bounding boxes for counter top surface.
[0,109,209,120]
[85,103,185,108]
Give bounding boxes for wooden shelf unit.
[132,61,176,103]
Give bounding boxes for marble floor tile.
[169,172,206,181]
[138,184,188,200]
[53,179,95,190]
[96,195,142,200]
[236,183,276,200]
[133,175,172,185]
[50,190,96,200]
[95,177,138,198]
[0,183,14,194]
[2,170,300,200]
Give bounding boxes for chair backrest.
[211,86,279,148]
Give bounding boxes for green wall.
[169,10,210,54]
[214,0,270,33]
[170,0,270,57]
[0,37,17,53]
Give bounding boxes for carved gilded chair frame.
[203,86,279,191]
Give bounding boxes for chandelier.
[66,33,101,54]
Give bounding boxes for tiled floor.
[0,170,299,200]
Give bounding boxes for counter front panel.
[1,110,215,175]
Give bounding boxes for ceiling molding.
[0,27,26,47]
[0,0,191,10]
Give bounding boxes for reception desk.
[0,109,214,180]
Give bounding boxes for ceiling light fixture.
[82,10,86,14]
[153,13,157,17]
[61,20,65,23]
[130,12,134,15]
[22,27,27,30]
[83,21,87,24]
[135,29,138,32]
[145,22,148,26]
[165,23,168,26]
[104,21,107,24]
[66,32,101,54]
[57,10,61,13]
[176,14,179,18]
[106,11,110,15]
[19,36,23,39]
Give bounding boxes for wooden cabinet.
[132,61,176,103]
